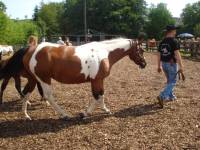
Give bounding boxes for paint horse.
[0,48,43,105]
[22,38,146,120]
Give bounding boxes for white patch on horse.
[29,42,60,76]
[74,38,131,79]
[29,43,69,118]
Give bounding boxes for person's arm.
[174,50,184,72]
[157,52,162,73]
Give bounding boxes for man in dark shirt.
[157,25,184,108]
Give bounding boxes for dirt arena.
[0,53,199,149]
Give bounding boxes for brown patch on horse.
[95,48,130,79]
[34,46,88,84]
[108,48,129,66]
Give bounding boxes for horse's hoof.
[20,96,25,99]
[40,97,46,101]
[25,115,32,120]
[79,112,88,119]
[106,111,112,115]
[27,101,31,106]
[45,101,50,106]
[61,116,70,121]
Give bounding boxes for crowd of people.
[26,35,72,48]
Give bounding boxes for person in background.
[28,35,38,48]
[42,37,46,42]
[64,37,72,46]
[157,25,184,108]
[57,37,65,45]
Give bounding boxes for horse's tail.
[0,47,27,80]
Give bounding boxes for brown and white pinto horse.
[22,38,146,120]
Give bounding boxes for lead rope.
[175,70,185,81]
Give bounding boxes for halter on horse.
[22,38,146,120]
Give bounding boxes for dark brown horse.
[0,48,43,105]
[22,38,146,120]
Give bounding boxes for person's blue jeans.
[160,62,178,100]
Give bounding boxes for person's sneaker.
[157,96,164,108]
[169,97,177,101]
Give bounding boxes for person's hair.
[28,35,38,46]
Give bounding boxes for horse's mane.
[100,37,127,44]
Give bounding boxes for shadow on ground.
[0,99,40,112]
[0,102,161,138]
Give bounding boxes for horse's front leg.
[0,77,10,105]
[81,79,111,118]
[99,95,111,114]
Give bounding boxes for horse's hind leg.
[36,81,50,105]
[38,79,69,119]
[0,77,10,105]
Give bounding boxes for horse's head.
[128,38,146,69]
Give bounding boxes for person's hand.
[179,67,184,73]
[157,67,162,73]
[178,67,185,81]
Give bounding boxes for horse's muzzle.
[140,62,147,69]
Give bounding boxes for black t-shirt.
[158,37,180,62]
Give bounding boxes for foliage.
[0,15,39,45]
[0,1,6,12]
[61,0,147,38]
[5,20,39,45]
[145,3,175,40]
[33,2,65,38]
[194,24,200,37]
[181,2,200,34]
[2,0,200,44]
[0,11,9,44]
[0,1,39,45]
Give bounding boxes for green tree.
[0,1,6,12]
[181,2,200,34]
[4,20,39,45]
[33,2,65,38]
[0,11,9,44]
[33,5,39,21]
[145,3,175,40]
[0,1,39,45]
[61,0,147,38]
[194,24,200,37]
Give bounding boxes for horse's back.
[33,45,87,83]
